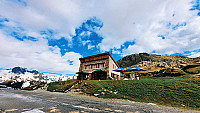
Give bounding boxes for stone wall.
[79,58,109,75]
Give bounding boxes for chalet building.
[77,52,121,80]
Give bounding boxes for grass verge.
[46,77,200,110]
[47,80,78,92]
[77,78,200,110]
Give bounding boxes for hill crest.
[117,53,199,70]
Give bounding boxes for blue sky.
[0,0,200,74]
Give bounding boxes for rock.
[94,94,99,96]
[101,92,105,95]
[190,74,200,78]
[157,62,169,68]
[147,103,156,105]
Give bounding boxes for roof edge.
[108,52,120,68]
[79,52,120,68]
[79,52,110,60]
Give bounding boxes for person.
[136,74,140,80]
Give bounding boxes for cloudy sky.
[0,0,200,74]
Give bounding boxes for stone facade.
[79,58,109,74]
[78,52,120,80]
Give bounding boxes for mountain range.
[8,67,39,75]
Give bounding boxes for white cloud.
[0,31,81,74]
[112,0,200,57]
[1,0,199,55]
[188,52,200,58]
[0,0,200,75]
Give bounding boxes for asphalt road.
[0,89,199,113]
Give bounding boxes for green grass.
[47,80,78,92]
[46,77,200,110]
[78,77,200,110]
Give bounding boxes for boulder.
[190,74,200,78]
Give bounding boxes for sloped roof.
[79,52,120,68]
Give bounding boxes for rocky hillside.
[117,53,200,70]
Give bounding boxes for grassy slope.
[47,80,77,92]
[186,66,200,74]
[78,77,200,110]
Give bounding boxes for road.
[0,89,199,113]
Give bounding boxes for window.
[99,63,104,68]
[92,64,97,69]
[84,63,104,70]
[85,65,91,70]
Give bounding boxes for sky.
[0,0,200,74]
